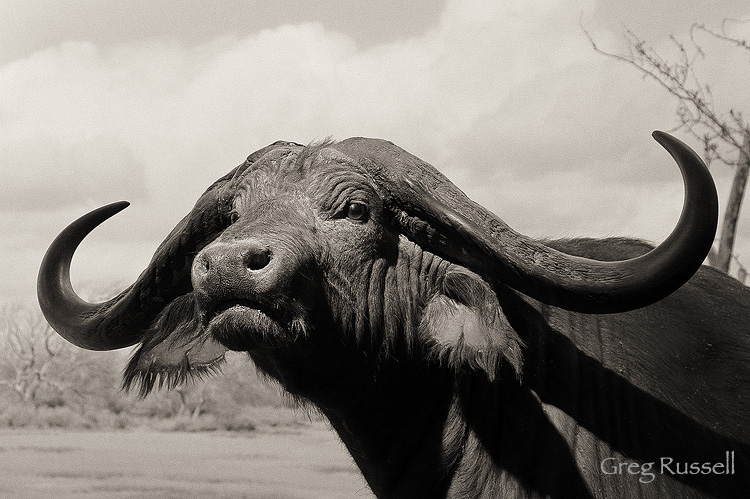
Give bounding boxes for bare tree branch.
[692,20,750,56]
[582,22,748,166]
[0,304,119,407]
[582,20,749,276]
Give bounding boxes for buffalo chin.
[207,305,295,352]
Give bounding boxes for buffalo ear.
[419,268,523,382]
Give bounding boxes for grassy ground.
[0,425,374,499]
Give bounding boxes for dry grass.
[0,426,374,498]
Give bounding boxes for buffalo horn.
[37,141,303,351]
[338,131,718,314]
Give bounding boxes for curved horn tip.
[36,200,134,351]
[402,129,716,314]
[651,130,692,155]
[103,200,131,214]
[651,130,674,147]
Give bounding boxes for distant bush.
[229,405,311,429]
[147,405,313,433]
[90,409,135,430]
[151,413,218,432]
[0,404,38,428]
[0,305,318,433]
[37,406,94,429]
[0,405,94,429]
[219,410,258,432]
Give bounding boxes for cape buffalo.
[38,132,749,498]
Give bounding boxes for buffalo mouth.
[204,298,278,324]
[202,297,298,351]
[210,299,268,319]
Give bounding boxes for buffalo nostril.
[244,247,271,271]
[195,253,210,275]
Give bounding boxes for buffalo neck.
[249,340,458,496]
[271,289,749,499]
[313,354,597,498]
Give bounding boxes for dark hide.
[488,238,750,498]
[101,143,747,498]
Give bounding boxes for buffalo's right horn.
[37,141,301,350]
[338,131,718,314]
[37,189,233,350]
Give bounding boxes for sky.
[2,0,749,303]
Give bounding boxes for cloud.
[2,0,600,208]
[2,0,748,301]
[0,0,446,64]
[592,0,749,42]
[1,135,147,211]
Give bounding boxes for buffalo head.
[37,133,717,397]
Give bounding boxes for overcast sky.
[2,0,749,303]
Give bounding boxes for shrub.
[0,404,39,428]
[153,413,222,432]
[218,411,257,432]
[91,409,133,429]
[218,405,313,431]
[37,406,94,429]
[0,404,95,429]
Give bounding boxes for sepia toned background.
[1,1,748,497]
[3,0,749,303]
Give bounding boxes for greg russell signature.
[600,451,736,484]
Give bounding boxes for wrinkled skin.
[128,143,749,498]
[39,139,749,498]
[128,143,523,404]
[125,143,530,497]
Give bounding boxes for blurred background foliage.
[0,302,313,432]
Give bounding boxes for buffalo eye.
[229,211,239,224]
[346,202,368,222]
